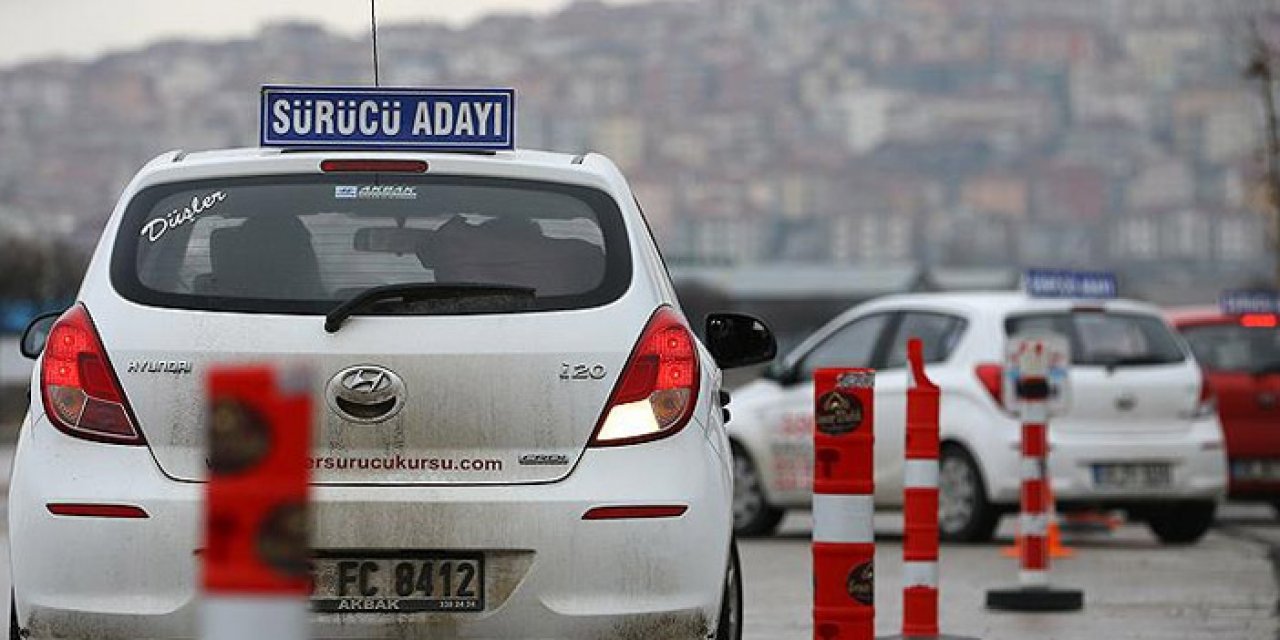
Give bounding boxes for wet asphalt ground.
[0,439,1273,639]
[742,508,1279,640]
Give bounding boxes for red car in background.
[1169,307,1280,511]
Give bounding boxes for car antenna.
[370,0,381,87]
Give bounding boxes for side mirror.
[705,313,777,370]
[20,310,62,360]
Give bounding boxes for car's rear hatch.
[1179,319,1280,456]
[98,168,642,484]
[1006,309,1199,434]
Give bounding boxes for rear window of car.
[111,174,632,315]
[1005,311,1186,367]
[1180,323,1280,373]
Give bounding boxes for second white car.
[729,291,1227,543]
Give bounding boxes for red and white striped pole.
[813,368,876,640]
[987,335,1083,612]
[884,339,976,640]
[1017,407,1051,588]
[202,365,312,640]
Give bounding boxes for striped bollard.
[986,335,1083,612]
[202,366,312,640]
[813,368,876,640]
[883,339,977,640]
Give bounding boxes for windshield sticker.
[335,185,419,201]
[141,190,228,243]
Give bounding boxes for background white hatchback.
[11,148,776,639]
[729,292,1227,543]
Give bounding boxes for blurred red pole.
[202,365,311,640]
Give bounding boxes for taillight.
[590,307,700,447]
[40,304,145,445]
[1188,375,1217,420]
[974,363,1004,406]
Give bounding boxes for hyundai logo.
[342,368,393,394]
[327,365,406,424]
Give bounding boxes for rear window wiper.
[1095,355,1178,370]
[325,282,536,333]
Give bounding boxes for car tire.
[938,444,1000,543]
[9,591,19,640]
[715,539,743,640]
[731,444,784,537]
[1147,501,1216,545]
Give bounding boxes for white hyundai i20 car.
[12,147,774,639]
[729,292,1226,543]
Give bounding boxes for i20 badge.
[327,365,406,424]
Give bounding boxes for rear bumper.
[1225,456,1280,500]
[9,415,731,639]
[984,416,1228,506]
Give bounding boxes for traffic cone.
[1001,482,1073,559]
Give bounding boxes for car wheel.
[1147,501,1216,545]
[731,444,784,537]
[715,539,743,640]
[9,591,19,640]
[938,444,999,543]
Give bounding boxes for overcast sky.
[0,0,645,66]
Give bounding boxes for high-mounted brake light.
[320,159,429,173]
[40,304,145,445]
[590,307,700,447]
[974,363,1004,406]
[1241,314,1278,328]
[1071,304,1107,314]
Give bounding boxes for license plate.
[311,554,484,613]
[1232,459,1280,481]
[1092,463,1172,490]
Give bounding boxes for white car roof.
[847,290,1166,322]
[129,147,629,194]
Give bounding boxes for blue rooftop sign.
[1024,268,1118,299]
[1221,290,1280,315]
[260,86,515,151]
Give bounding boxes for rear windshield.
[1005,311,1186,367]
[111,174,632,315]
[1181,323,1280,374]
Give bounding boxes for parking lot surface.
[743,510,1278,640]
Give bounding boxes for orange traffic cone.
[1002,482,1074,559]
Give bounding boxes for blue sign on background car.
[1220,290,1280,315]
[1024,268,1118,299]
[260,86,515,151]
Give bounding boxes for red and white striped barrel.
[902,339,941,637]
[813,368,876,640]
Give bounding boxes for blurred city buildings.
[0,0,1275,304]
